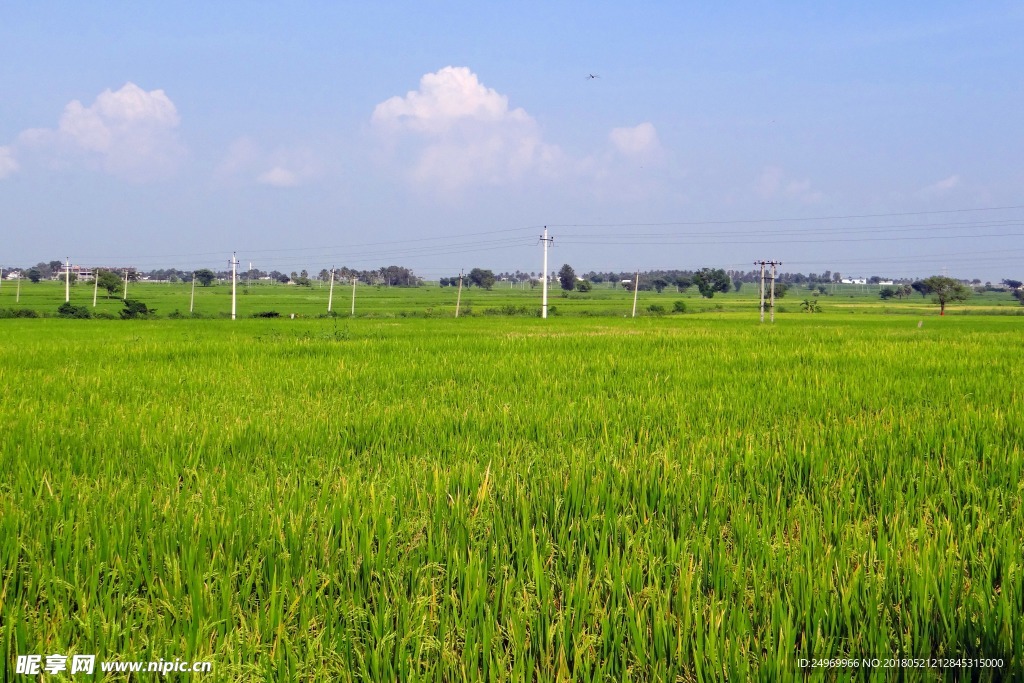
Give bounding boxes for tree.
[692,268,731,298]
[96,270,123,297]
[896,284,913,300]
[194,269,216,287]
[575,279,592,292]
[920,275,971,315]
[651,277,669,294]
[733,279,743,293]
[879,286,896,300]
[468,268,496,290]
[27,268,42,283]
[911,280,930,298]
[674,276,692,293]
[1001,279,1022,290]
[558,264,576,291]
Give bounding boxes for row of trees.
[439,269,498,289]
[8,259,1021,302]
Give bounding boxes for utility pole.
[230,253,238,320]
[756,261,766,322]
[123,269,129,301]
[631,270,640,318]
[455,269,463,318]
[93,271,99,307]
[770,261,780,323]
[190,272,196,314]
[351,275,357,316]
[755,260,782,323]
[65,257,71,303]
[15,272,20,303]
[327,267,335,312]
[540,226,553,318]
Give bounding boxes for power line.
[545,203,1024,229]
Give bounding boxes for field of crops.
[3,278,1023,319]
[1,308,1022,680]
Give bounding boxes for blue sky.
[1,2,1022,280]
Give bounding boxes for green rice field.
[1,284,1022,680]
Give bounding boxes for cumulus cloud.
[0,146,17,179]
[755,166,823,204]
[15,82,184,180]
[257,167,301,187]
[609,122,660,157]
[216,137,320,188]
[918,174,960,198]
[371,66,562,192]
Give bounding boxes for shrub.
[57,302,92,319]
[253,311,281,318]
[0,308,40,318]
[673,301,686,314]
[483,305,532,316]
[121,299,155,319]
[647,304,666,315]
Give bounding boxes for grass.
[1,307,1022,680]
[3,278,1022,319]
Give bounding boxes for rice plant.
[1,314,1021,680]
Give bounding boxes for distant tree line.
[5,259,1021,308]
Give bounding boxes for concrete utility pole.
[351,275,357,316]
[230,253,238,320]
[190,272,196,314]
[540,226,553,319]
[123,269,129,301]
[756,261,766,322]
[770,262,780,323]
[93,271,99,307]
[327,267,335,313]
[631,270,640,318]
[15,272,20,303]
[455,270,463,318]
[755,260,782,323]
[65,257,71,303]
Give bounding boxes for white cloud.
[755,166,823,203]
[371,66,562,192]
[257,167,301,187]
[609,122,660,157]
[0,146,17,179]
[918,174,960,197]
[15,82,184,180]
[216,137,320,188]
